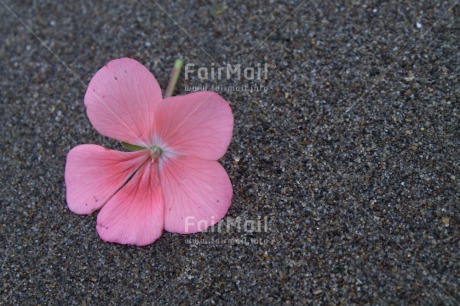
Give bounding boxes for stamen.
[149,145,163,162]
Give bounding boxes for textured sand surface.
[1,1,459,304]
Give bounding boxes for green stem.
[165,59,184,98]
[120,141,147,151]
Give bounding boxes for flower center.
[149,145,163,162]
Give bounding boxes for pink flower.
[65,58,234,246]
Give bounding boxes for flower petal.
[155,91,233,160]
[96,162,164,246]
[65,144,148,214]
[160,155,233,234]
[84,58,162,146]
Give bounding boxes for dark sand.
[1,0,458,304]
